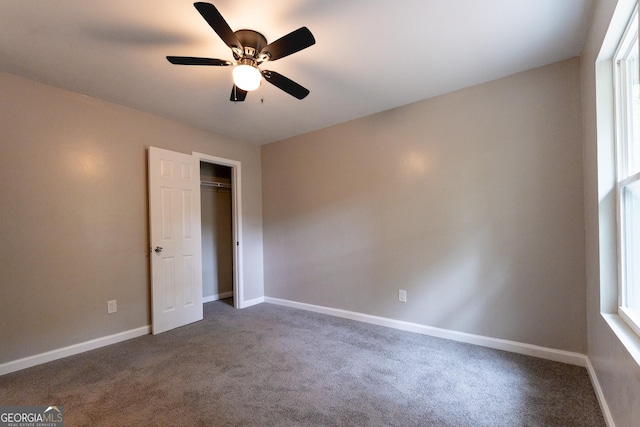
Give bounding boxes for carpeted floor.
[0,300,604,426]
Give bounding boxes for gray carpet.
[0,300,604,426]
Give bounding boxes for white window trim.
[596,0,640,369]
[620,306,640,337]
[613,4,640,338]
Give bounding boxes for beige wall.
[581,0,640,425]
[262,58,586,352]
[0,73,264,364]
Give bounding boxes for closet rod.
[200,180,231,189]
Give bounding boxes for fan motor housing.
[234,29,268,60]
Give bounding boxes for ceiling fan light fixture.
[232,60,261,91]
[167,3,315,101]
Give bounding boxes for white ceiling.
[0,0,594,145]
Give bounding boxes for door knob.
[154,246,163,253]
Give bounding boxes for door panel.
[149,147,203,334]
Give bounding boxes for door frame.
[194,152,244,309]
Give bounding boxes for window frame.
[614,4,640,338]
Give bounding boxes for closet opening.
[200,161,234,307]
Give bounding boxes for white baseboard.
[264,297,588,367]
[586,358,616,427]
[203,291,234,303]
[240,296,265,308]
[0,326,150,376]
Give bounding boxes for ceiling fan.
[167,2,315,102]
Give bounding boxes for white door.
[148,147,203,334]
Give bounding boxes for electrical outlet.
[399,290,407,303]
[107,300,117,314]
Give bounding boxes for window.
[615,6,640,337]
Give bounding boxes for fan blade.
[262,70,310,99]
[166,56,232,66]
[260,27,315,62]
[194,2,242,52]
[230,85,247,102]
